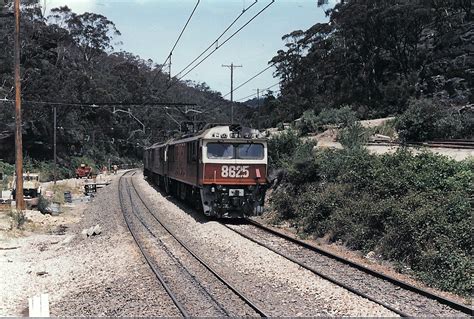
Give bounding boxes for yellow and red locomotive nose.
[202,163,267,185]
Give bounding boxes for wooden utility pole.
[255,88,260,130]
[222,62,242,123]
[53,106,57,186]
[14,0,24,210]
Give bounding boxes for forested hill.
[0,2,244,165]
[253,0,473,132]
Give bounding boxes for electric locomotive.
[144,124,268,218]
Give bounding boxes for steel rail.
[118,171,189,317]
[221,222,409,317]
[123,176,230,317]
[129,174,269,318]
[244,218,473,316]
[366,140,474,150]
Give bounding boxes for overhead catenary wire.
[147,0,200,88]
[0,98,197,107]
[171,0,276,85]
[162,0,201,69]
[174,0,258,78]
[236,82,280,101]
[222,63,275,98]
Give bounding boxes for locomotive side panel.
[167,142,200,186]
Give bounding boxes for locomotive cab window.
[207,143,235,159]
[237,143,264,159]
[207,143,264,160]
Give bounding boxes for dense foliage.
[269,132,472,296]
[249,0,473,136]
[396,99,474,142]
[296,105,358,134]
[0,0,247,174]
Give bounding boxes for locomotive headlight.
[211,187,215,193]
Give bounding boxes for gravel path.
[0,173,179,316]
[134,172,397,317]
[226,223,470,317]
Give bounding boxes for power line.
[174,0,258,78]
[162,0,201,70]
[222,63,274,98]
[236,82,280,101]
[0,98,197,107]
[172,0,275,84]
[148,0,200,87]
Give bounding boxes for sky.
[42,0,333,101]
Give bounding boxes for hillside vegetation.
[269,131,473,296]
[0,0,247,175]
[261,0,473,298]
[249,0,473,140]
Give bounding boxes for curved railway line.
[118,170,268,317]
[222,219,473,317]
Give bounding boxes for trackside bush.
[270,147,473,296]
[297,106,358,134]
[396,98,473,142]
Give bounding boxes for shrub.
[337,122,368,150]
[0,160,15,190]
[296,105,358,134]
[284,141,319,185]
[395,99,445,142]
[395,98,473,142]
[8,210,27,229]
[270,184,297,220]
[268,129,304,169]
[269,145,472,296]
[295,183,349,236]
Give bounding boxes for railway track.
[222,219,472,317]
[367,139,474,150]
[118,171,268,317]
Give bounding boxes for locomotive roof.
[145,125,266,150]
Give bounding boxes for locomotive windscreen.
[207,143,264,160]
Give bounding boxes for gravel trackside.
[134,172,397,317]
[0,173,179,317]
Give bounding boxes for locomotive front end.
[200,126,268,218]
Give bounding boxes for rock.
[83,224,102,237]
[365,251,377,262]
